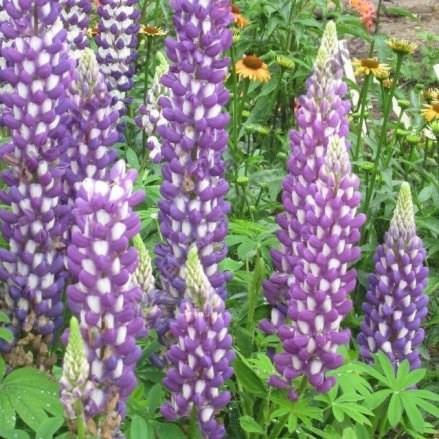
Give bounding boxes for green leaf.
[388,393,403,427]
[0,356,5,380]
[35,416,64,439]
[0,311,10,323]
[376,353,396,387]
[154,422,186,439]
[0,391,15,430]
[0,327,13,343]
[147,383,164,414]
[239,416,264,434]
[0,427,30,439]
[365,389,392,410]
[342,427,357,439]
[400,393,424,432]
[130,415,151,439]
[398,368,425,389]
[415,397,439,418]
[233,353,266,397]
[0,367,63,432]
[126,147,140,169]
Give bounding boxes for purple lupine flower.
[0,1,73,353]
[155,0,233,300]
[66,160,145,424]
[65,48,118,197]
[261,21,351,335]
[95,0,140,116]
[268,135,365,396]
[135,53,169,163]
[0,0,10,126]
[60,0,92,51]
[161,247,234,439]
[359,183,428,369]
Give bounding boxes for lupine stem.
[353,73,372,161]
[364,54,403,217]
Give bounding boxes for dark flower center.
[143,25,159,34]
[361,58,379,69]
[243,55,263,70]
[232,4,241,13]
[433,102,439,113]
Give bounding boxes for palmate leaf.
[0,367,63,432]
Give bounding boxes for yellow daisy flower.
[423,88,439,104]
[235,55,271,83]
[232,4,249,28]
[87,25,99,37]
[421,101,439,123]
[139,25,167,37]
[387,38,417,55]
[352,58,390,78]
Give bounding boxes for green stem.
[74,401,87,439]
[353,74,371,161]
[143,37,153,103]
[285,0,297,51]
[368,0,384,56]
[363,54,403,218]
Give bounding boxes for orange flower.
[231,4,249,28]
[347,0,376,32]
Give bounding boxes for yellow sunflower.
[352,58,390,78]
[421,101,439,123]
[387,38,417,55]
[139,25,167,37]
[235,55,271,82]
[232,4,249,28]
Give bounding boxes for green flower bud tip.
[390,182,416,238]
[359,161,375,171]
[316,21,338,70]
[77,48,100,91]
[185,246,221,308]
[237,176,249,186]
[276,55,295,70]
[62,317,89,387]
[324,135,350,178]
[406,134,421,145]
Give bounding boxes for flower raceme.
[268,135,365,396]
[65,48,119,198]
[359,183,428,369]
[262,21,351,336]
[161,247,234,439]
[96,0,140,116]
[0,0,73,360]
[66,161,145,433]
[155,0,233,300]
[61,0,92,52]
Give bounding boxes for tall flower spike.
[135,53,169,163]
[359,183,428,369]
[161,247,234,439]
[347,0,376,32]
[60,0,92,51]
[96,0,140,117]
[269,135,365,395]
[60,316,92,423]
[0,1,73,362]
[262,21,351,335]
[66,160,145,433]
[65,48,118,198]
[155,0,233,300]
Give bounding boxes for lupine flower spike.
[155,0,233,300]
[347,0,376,32]
[60,0,92,52]
[60,316,92,430]
[267,135,365,396]
[262,21,351,336]
[66,160,145,435]
[161,247,234,439]
[96,0,140,117]
[135,53,169,163]
[65,48,119,198]
[359,183,428,369]
[0,0,73,366]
